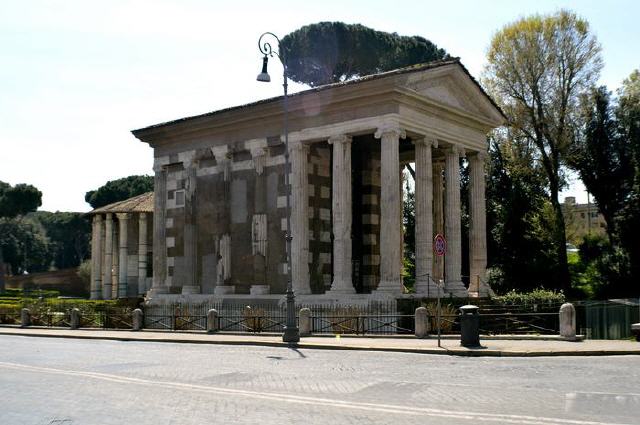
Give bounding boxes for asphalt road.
[0,335,638,425]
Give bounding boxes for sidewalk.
[1,327,639,357]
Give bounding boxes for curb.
[1,329,638,357]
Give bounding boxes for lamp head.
[256,55,271,82]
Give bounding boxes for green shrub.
[492,288,565,307]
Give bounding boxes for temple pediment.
[401,65,504,127]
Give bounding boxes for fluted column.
[138,212,148,295]
[328,135,354,294]
[90,215,103,299]
[290,142,311,295]
[111,223,119,299]
[468,151,490,297]
[414,138,440,295]
[433,161,445,281]
[374,125,405,294]
[102,213,113,300]
[117,213,130,298]
[150,163,168,295]
[444,145,467,296]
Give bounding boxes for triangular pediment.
[401,65,504,126]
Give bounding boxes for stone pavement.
[1,326,638,356]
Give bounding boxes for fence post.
[132,308,144,331]
[299,308,311,337]
[415,307,429,338]
[207,309,219,333]
[559,302,576,340]
[70,308,80,329]
[20,308,30,328]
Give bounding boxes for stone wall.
[308,142,332,293]
[352,134,381,293]
[160,137,291,294]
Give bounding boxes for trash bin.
[459,305,480,347]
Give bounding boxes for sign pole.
[433,234,447,349]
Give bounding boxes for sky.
[1,0,639,212]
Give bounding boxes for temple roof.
[132,58,505,136]
[88,192,154,215]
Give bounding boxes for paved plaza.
[1,334,639,425]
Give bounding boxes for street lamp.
[256,32,299,344]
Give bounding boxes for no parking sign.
[434,234,447,256]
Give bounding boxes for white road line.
[0,361,631,425]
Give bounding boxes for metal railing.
[311,314,414,335]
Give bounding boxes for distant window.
[175,190,185,206]
[591,212,598,218]
[580,213,585,218]
[600,223,606,228]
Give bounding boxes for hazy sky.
[1,0,638,212]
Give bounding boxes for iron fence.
[4,298,637,338]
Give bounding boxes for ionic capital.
[446,144,466,157]
[289,141,311,153]
[374,125,406,140]
[93,214,103,225]
[470,150,489,162]
[327,134,352,145]
[413,136,438,149]
[116,213,131,221]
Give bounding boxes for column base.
[414,279,444,298]
[214,285,236,295]
[326,279,356,296]
[181,285,201,295]
[146,286,169,299]
[90,290,102,300]
[102,285,113,300]
[250,285,270,295]
[444,280,468,297]
[372,280,402,297]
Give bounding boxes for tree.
[615,69,640,285]
[0,217,52,276]
[0,181,42,291]
[486,130,558,292]
[281,22,449,87]
[0,182,42,218]
[85,175,153,209]
[31,211,91,269]
[483,10,603,292]
[571,87,634,243]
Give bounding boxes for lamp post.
[256,32,299,344]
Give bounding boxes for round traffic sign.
[434,234,447,256]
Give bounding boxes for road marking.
[0,361,632,425]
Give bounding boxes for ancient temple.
[90,59,504,301]
[88,192,153,299]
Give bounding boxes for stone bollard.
[415,307,429,338]
[299,308,311,337]
[559,302,576,340]
[70,308,80,329]
[207,309,219,333]
[132,309,144,331]
[20,308,31,328]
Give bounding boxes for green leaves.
[85,175,153,209]
[0,181,42,218]
[281,22,449,87]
